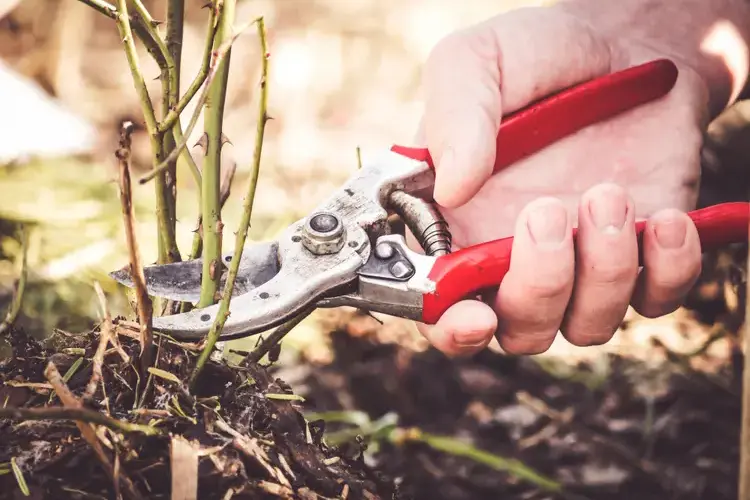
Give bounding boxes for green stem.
[129,0,181,266]
[0,225,30,336]
[138,19,245,185]
[190,16,269,388]
[78,0,166,69]
[158,1,221,134]
[81,0,200,193]
[196,0,237,308]
[165,0,185,233]
[114,0,158,137]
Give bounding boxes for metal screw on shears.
[301,212,346,255]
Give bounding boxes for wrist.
[554,0,750,117]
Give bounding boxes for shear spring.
[388,190,452,257]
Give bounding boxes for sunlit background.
[0,0,746,370]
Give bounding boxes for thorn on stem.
[195,133,209,155]
[209,259,219,280]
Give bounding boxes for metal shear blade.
[109,241,280,303]
[109,150,435,341]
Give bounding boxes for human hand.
[412,0,750,356]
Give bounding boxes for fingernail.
[454,329,488,348]
[526,199,568,246]
[652,209,687,249]
[587,184,628,234]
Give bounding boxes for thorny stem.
[159,1,221,134]
[181,162,237,314]
[196,0,237,309]
[0,225,30,335]
[138,19,249,185]
[189,160,237,261]
[190,17,269,388]
[116,122,154,378]
[0,406,160,436]
[77,0,166,69]
[129,0,181,267]
[165,0,185,240]
[80,0,201,220]
[114,0,158,138]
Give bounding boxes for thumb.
[420,6,613,208]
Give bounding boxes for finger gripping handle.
[392,59,679,173]
[420,202,750,324]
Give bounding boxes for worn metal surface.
[131,149,439,340]
[109,241,280,303]
[317,234,436,321]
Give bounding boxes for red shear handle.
[421,202,750,324]
[391,59,679,173]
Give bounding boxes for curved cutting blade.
[149,219,370,341]
[109,240,280,303]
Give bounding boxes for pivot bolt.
[309,213,339,234]
[390,260,414,279]
[375,242,395,260]
[301,212,346,255]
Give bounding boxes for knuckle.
[587,260,638,286]
[525,275,572,300]
[426,25,499,68]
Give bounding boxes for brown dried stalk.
[115,122,153,375]
[44,362,144,499]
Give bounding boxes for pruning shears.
[110,58,750,341]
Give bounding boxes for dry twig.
[116,122,154,376]
[0,405,160,436]
[45,362,144,499]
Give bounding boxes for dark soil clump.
[0,322,399,499]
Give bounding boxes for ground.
[0,243,746,499]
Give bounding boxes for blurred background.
[0,0,746,369]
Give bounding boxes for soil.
[0,244,746,500]
[0,323,399,499]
